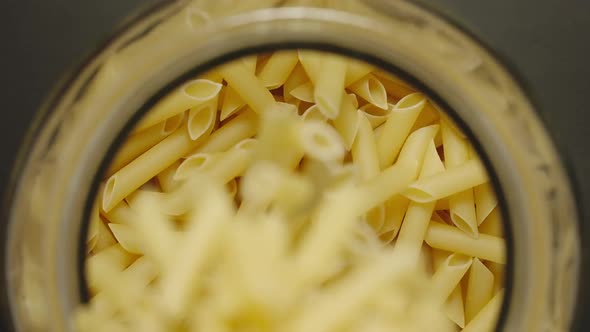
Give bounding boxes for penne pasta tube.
[356,125,438,214]
[189,109,257,155]
[376,93,426,168]
[425,222,505,263]
[359,103,390,128]
[403,159,488,203]
[395,141,445,262]
[348,74,388,110]
[461,290,504,332]
[100,201,136,225]
[465,258,495,324]
[445,285,466,328]
[86,244,135,293]
[241,55,257,74]
[289,82,315,103]
[431,253,472,303]
[332,93,359,150]
[156,160,182,192]
[93,218,117,254]
[442,119,478,237]
[474,182,498,225]
[365,205,385,232]
[283,63,309,103]
[220,86,245,121]
[479,207,503,237]
[485,261,506,293]
[179,139,257,183]
[217,60,275,114]
[108,223,143,254]
[344,59,374,86]
[187,94,218,140]
[174,153,217,180]
[315,54,347,119]
[301,104,327,122]
[102,125,210,212]
[86,202,101,253]
[378,195,410,243]
[297,49,321,84]
[126,190,186,216]
[373,70,416,100]
[105,112,184,177]
[258,50,299,89]
[351,112,380,180]
[134,79,222,132]
[256,103,304,169]
[300,120,345,164]
[158,182,233,318]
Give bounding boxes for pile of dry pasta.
[79,50,506,332]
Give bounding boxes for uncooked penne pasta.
[81,50,506,332]
[403,159,488,203]
[105,112,184,177]
[187,94,218,140]
[376,93,426,168]
[297,49,322,84]
[332,93,360,150]
[431,253,472,303]
[351,112,380,180]
[220,86,246,121]
[314,54,347,119]
[348,74,388,110]
[189,108,257,155]
[465,258,495,324]
[283,63,309,103]
[217,60,275,114]
[345,59,374,86]
[395,141,445,262]
[442,119,478,237]
[289,82,314,103]
[425,222,505,263]
[258,51,299,89]
[474,183,498,225]
[102,125,211,211]
[462,290,504,332]
[133,79,222,133]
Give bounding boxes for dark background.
[1,0,589,330]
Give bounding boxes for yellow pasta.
[442,119,478,237]
[105,112,184,177]
[220,86,246,121]
[258,50,299,89]
[81,50,506,332]
[133,79,222,133]
[102,124,210,211]
[187,94,218,140]
[376,92,426,168]
[462,290,504,332]
[189,108,257,155]
[297,49,321,83]
[289,81,314,103]
[332,93,360,149]
[348,74,388,110]
[425,222,505,263]
[403,159,488,203]
[465,258,495,323]
[217,60,276,114]
[395,141,445,262]
[314,53,347,119]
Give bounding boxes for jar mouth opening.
[77,43,515,331]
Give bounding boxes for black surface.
[1,0,589,330]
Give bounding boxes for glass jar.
[3,0,580,331]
